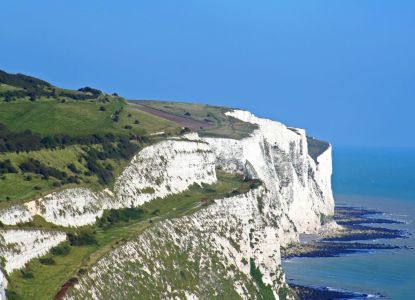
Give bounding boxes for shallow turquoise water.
[282,148,415,299]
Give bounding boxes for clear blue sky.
[1,1,414,147]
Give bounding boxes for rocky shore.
[283,205,411,299]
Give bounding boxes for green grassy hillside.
[130,100,258,139]
[0,70,181,205]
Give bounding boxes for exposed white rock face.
[0,139,217,227]
[65,187,292,300]
[202,110,334,246]
[23,189,116,227]
[0,229,66,273]
[115,139,216,206]
[0,205,32,225]
[0,270,6,300]
[315,144,334,211]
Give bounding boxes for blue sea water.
[282,147,415,299]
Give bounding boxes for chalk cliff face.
[0,139,216,227]
[203,110,334,245]
[0,229,67,300]
[0,271,6,300]
[0,230,67,273]
[0,109,333,299]
[66,187,289,300]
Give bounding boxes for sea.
[282,147,415,299]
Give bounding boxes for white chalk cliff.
[0,109,334,300]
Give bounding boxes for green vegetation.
[67,229,97,246]
[96,207,145,229]
[250,257,276,300]
[132,100,258,139]
[0,70,182,205]
[0,144,133,206]
[278,287,298,300]
[0,99,178,138]
[50,243,71,256]
[5,171,260,300]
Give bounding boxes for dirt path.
[53,278,78,300]
[128,102,212,130]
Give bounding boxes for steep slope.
[204,110,334,244]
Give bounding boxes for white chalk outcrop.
[0,270,6,300]
[203,110,334,245]
[0,139,216,227]
[115,138,216,206]
[0,229,66,273]
[66,187,291,299]
[0,205,32,225]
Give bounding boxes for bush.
[0,159,18,174]
[39,257,55,265]
[67,229,97,246]
[78,86,102,96]
[51,243,71,256]
[67,163,80,174]
[19,158,68,181]
[20,269,34,279]
[97,207,145,229]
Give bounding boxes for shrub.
[20,269,34,279]
[67,229,97,246]
[78,86,102,96]
[67,163,80,174]
[51,243,71,256]
[0,159,18,174]
[97,207,145,229]
[39,257,55,265]
[19,158,68,180]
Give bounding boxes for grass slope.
[131,100,258,139]
[0,70,182,206]
[0,100,180,205]
[0,99,178,137]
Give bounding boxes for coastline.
[283,204,411,299]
